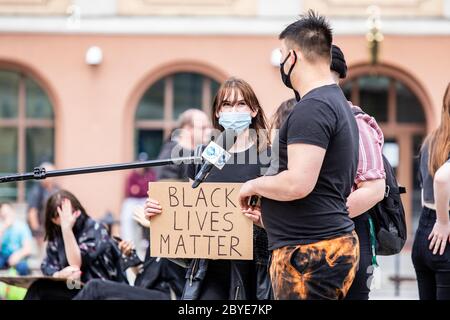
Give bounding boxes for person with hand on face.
[24,190,127,300]
[0,203,33,275]
[412,83,450,300]
[238,11,360,300]
[145,77,272,300]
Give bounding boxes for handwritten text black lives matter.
[149,182,253,260]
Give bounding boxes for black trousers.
[412,207,450,300]
[24,279,80,300]
[73,279,170,300]
[345,213,373,300]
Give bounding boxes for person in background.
[26,162,59,251]
[0,203,32,275]
[412,83,450,300]
[330,44,386,300]
[154,108,211,182]
[125,153,156,199]
[24,190,127,300]
[120,152,156,250]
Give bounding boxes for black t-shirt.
[261,84,359,250]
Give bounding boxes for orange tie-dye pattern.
[269,231,359,300]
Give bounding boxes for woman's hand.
[53,266,81,280]
[428,221,450,255]
[243,206,264,228]
[144,197,162,221]
[57,198,81,231]
[133,205,150,228]
[118,240,134,257]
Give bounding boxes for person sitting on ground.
[0,203,33,276]
[24,190,127,300]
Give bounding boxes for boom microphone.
[191,129,237,188]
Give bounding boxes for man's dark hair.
[279,10,332,63]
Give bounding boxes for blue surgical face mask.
[218,111,252,133]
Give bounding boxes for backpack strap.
[384,185,407,197]
[368,217,379,267]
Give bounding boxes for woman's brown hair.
[44,190,88,241]
[211,77,270,152]
[424,82,450,177]
[270,98,297,132]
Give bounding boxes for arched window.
[342,74,427,234]
[0,70,55,202]
[134,72,220,159]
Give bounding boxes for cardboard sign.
[149,182,253,260]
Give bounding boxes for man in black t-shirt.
[239,11,360,300]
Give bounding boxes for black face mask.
[279,51,301,102]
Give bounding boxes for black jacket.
[181,257,272,300]
[179,225,272,300]
[41,217,127,284]
[134,250,186,299]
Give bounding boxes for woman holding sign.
[145,77,272,300]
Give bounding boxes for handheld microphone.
[191,129,237,188]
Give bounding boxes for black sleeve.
[286,99,336,150]
[40,242,62,276]
[78,222,111,266]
